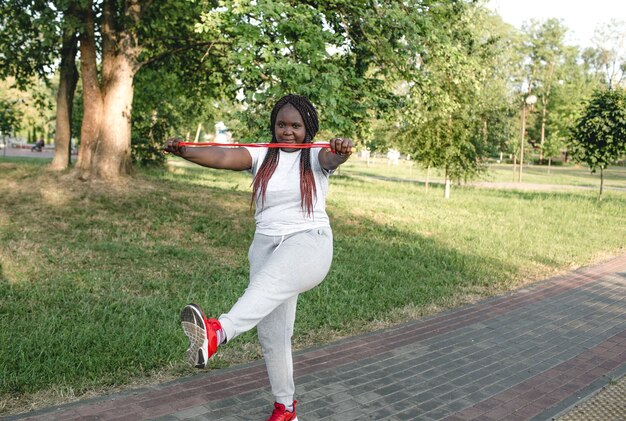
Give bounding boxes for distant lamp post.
[519,94,537,182]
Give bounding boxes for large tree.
[73,0,150,179]
[393,2,512,197]
[70,0,238,179]
[1,0,226,178]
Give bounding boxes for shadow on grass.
[0,163,258,396]
[297,212,520,333]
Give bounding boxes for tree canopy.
[1,0,623,186]
[391,2,514,196]
[194,0,427,142]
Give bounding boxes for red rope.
[179,142,331,149]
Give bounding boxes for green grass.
[1,156,625,415]
[484,163,626,188]
[345,155,626,190]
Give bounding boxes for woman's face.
[274,103,306,152]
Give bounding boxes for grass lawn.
[345,156,626,190]
[1,156,625,415]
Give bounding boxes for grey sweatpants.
[219,227,333,405]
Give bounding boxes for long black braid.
[252,94,320,216]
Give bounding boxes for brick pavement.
[7,255,626,421]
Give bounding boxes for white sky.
[486,0,626,48]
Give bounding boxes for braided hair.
[252,94,320,216]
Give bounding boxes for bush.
[131,111,168,167]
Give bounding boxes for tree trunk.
[50,23,79,171]
[519,104,526,183]
[548,157,552,175]
[194,123,202,142]
[512,154,517,182]
[74,2,102,179]
[599,167,604,199]
[539,64,554,164]
[74,0,141,181]
[539,103,547,164]
[92,55,135,179]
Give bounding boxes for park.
[1,1,626,420]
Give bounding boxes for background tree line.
[1,1,625,194]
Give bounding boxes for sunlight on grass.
[340,157,626,190]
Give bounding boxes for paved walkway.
[1,146,76,160]
[8,256,626,421]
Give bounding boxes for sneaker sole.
[180,305,208,368]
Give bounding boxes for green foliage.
[520,19,568,154]
[394,3,509,184]
[544,45,602,161]
[0,98,23,135]
[1,0,620,179]
[196,0,423,141]
[198,1,348,139]
[125,0,232,164]
[130,71,195,166]
[131,111,168,167]
[0,0,59,89]
[569,88,626,172]
[522,18,568,95]
[0,78,55,141]
[2,0,230,172]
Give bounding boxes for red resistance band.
[179,142,331,149]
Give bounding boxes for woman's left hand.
[329,137,354,156]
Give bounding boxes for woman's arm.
[164,138,252,171]
[318,137,355,171]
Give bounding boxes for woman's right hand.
[164,137,185,156]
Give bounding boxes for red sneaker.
[267,401,298,421]
[180,304,221,368]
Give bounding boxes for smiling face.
[274,103,306,152]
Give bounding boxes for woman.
[164,94,353,421]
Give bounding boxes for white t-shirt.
[245,147,332,236]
